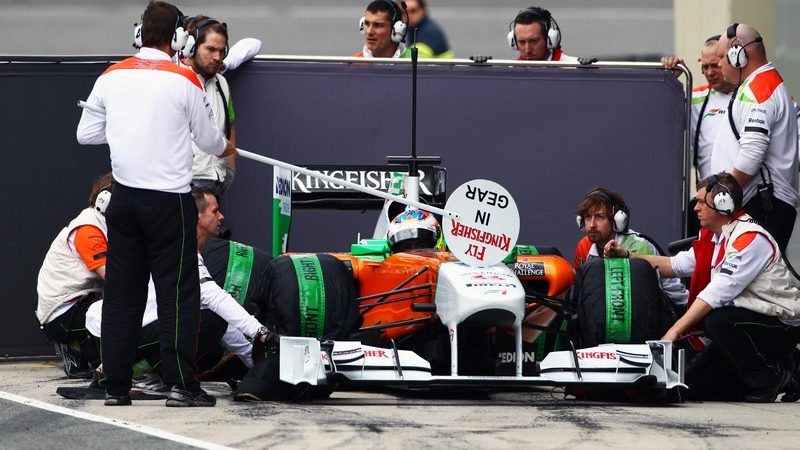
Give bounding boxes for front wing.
[279,337,685,392]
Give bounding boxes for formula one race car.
[220,167,685,402]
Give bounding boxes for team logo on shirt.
[704,108,726,118]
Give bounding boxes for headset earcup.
[172,26,189,52]
[737,47,748,68]
[547,27,561,50]
[95,190,112,214]
[392,21,407,43]
[133,23,143,49]
[507,29,516,49]
[359,16,366,34]
[728,45,747,69]
[576,215,584,230]
[182,35,196,58]
[714,192,735,215]
[613,210,629,233]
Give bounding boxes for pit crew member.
[574,187,688,306]
[356,0,409,58]
[661,35,738,180]
[36,172,112,378]
[76,1,237,407]
[182,15,260,195]
[507,6,576,62]
[712,23,799,252]
[605,172,800,402]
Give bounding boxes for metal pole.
[77,100,460,220]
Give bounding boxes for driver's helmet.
[387,209,440,253]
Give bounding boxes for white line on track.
[0,390,234,450]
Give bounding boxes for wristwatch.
[255,326,270,340]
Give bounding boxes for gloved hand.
[578,56,598,66]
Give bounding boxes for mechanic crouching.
[605,172,800,402]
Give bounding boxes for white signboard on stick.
[443,179,520,267]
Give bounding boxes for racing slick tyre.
[262,253,362,339]
[571,258,674,348]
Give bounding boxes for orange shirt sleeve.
[573,236,592,269]
[73,225,107,271]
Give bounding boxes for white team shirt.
[691,85,732,179]
[76,47,226,193]
[709,63,800,206]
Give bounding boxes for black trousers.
[686,307,800,401]
[42,294,101,366]
[744,195,796,253]
[101,183,201,396]
[94,311,226,387]
[92,321,160,387]
[196,310,229,373]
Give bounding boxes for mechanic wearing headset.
[36,172,113,379]
[711,23,799,253]
[606,172,800,403]
[356,0,409,58]
[573,187,688,307]
[181,15,254,195]
[77,1,237,407]
[507,6,575,62]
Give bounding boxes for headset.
[359,0,407,44]
[704,174,736,215]
[726,23,763,69]
[182,18,228,59]
[576,190,629,233]
[132,5,189,52]
[507,7,561,50]
[94,186,112,215]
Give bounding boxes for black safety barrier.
[1,56,688,356]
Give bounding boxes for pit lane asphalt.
[2,360,799,449]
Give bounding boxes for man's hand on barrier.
[578,56,598,66]
[660,56,684,78]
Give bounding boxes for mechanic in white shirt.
[75,1,237,407]
[605,172,800,403]
[710,23,799,252]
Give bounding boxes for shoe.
[131,372,168,396]
[165,386,216,407]
[745,367,793,403]
[781,366,800,402]
[104,393,132,406]
[54,342,93,379]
